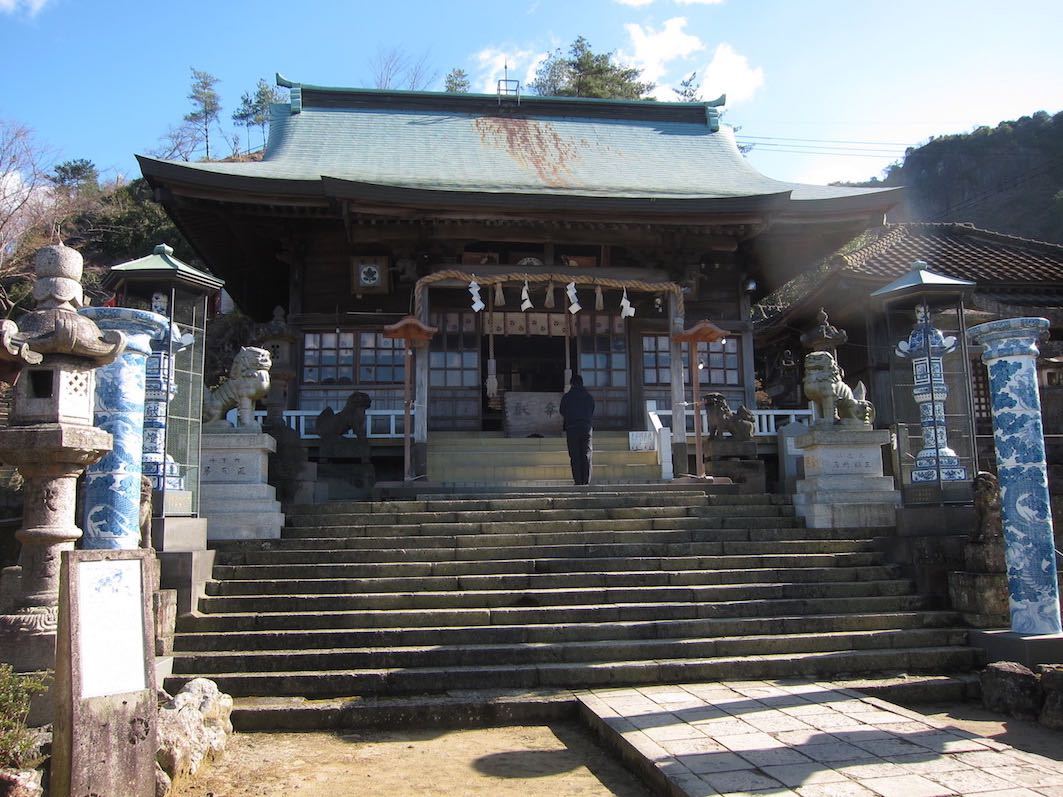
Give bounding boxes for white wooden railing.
[644,401,813,438]
[644,401,674,481]
[224,408,409,439]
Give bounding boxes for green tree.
[49,158,99,195]
[444,68,471,93]
[234,79,285,152]
[529,37,654,100]
[185,67,221,160]
[673,71,701,102]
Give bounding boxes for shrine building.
[138,76,900,482]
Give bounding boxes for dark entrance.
[481,335,574,430]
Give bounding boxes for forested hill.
[846,110,1063,244]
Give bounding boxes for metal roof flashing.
[870,259,976,299]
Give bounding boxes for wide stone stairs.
[168,489,980,698]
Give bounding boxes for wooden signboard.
[52,549,157,797]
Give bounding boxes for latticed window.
[302,331,404,385]
[641,335,740,386]
[428,311,480,388]
[577,314,627,388]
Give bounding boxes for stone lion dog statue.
[202,346,272,429]
[802,351,874,427]
[703,392,756,442]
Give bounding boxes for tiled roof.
[836,223,1063,283]
[138,81,899,213]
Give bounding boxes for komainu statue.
[202,346,272,429]
[802,351,874,427]
[971,471,1003,544]
[703,392,756,442]
[316,391,372,460]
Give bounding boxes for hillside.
[851,110,1063,244]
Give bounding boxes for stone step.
[213,538,880,566]
[180,593,933,632]
[210,551,886,580]
[204,564,901,596]
[428,449,657,465]
[172,627,969,674]
[428,463,664,482]
[223,527,873,554]
[196,578,916,614]
[284,504,797,527]
[164,645,980,698]
[174,610,963,652]
[287,492,791,515]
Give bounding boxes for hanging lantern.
[520,280,533,311]
[469,279,485,312]
[594,285,604,311]
[566,281,581,315]
[493,282,505,306]
[620,288,635,318]
[544,281,555,309]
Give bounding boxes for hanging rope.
[415,270,684,319]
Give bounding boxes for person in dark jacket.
[560,373,595,485]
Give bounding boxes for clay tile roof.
[838,223,1063,284]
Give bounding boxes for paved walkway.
[578,680,1063,797]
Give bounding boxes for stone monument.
[199,347,285,539]
[255,308,322,506]
[948,471,1009,627]
[0,242,126,673]
[967,317,1062,643]
[792,349,900,528]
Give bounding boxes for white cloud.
[622,17,705,95]
[675,0,724,5]
[615,0,655,6]
[0,0,51,16]
[699,43,764,104]
[473,47,548,94]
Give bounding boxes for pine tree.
[529,37,654,100]
[444,68,471,93]
[185,68,221,160]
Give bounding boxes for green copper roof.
[138,81,900,214]
[105,244,224,291]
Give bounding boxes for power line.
[739,134,912,147]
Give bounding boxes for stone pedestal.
[200,432,283,540]
[792,427,900,528]
[702,439,765,494]
[150,516,214,615]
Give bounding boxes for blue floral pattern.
[969,317,1062,635]
[79,308,170,549]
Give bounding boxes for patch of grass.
[0,664,48,769]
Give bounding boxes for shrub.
[0,664,47,770]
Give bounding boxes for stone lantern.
[0,243,126,671]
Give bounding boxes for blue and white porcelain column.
[79,307,170,549]
[968,317,1062,635]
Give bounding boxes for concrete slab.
[578,680,1063,797]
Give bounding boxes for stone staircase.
[427,431,661,485]
[167,488,980,698]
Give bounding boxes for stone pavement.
[578,680,1063,797]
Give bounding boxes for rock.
[156,678,234,782]
[1038,663,1063,693]
[0,768,43,797]
[1041,690,1063,730]
[980,661,1044,720]
[154,761,172,797]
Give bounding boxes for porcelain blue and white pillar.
[79,307,170,549]
[968,317,1062,635]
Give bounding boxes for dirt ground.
[169,722,652,797]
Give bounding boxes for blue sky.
[2,0,1061,186]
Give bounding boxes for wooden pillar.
[668,292,687,476]
[414,291,430,477]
